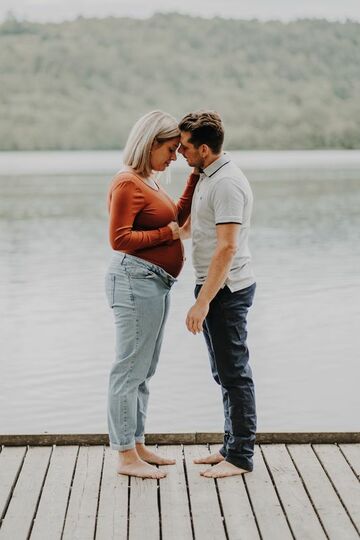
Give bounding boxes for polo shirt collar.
[202,153,231,178]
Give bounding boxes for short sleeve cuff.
[215,216,242,224]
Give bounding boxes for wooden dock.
[0,434,359,539]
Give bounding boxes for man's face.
[178,131,205,169]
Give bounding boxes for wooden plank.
[183,445,226,540]
[158,445,193,540]
[261,444,326,539]
[244,446,292,539]
[0,446,51,540]
[0,435,110,446]
[314,444,360,533]
[254,433,360,444]
[95,447,128,540]
[194,433,223,444]
[0,447,26,519]
[128,446,159,540]
[340,444,360,478]
[62,445,104,540]
[210,444,260,540]
[288,444,359,540]
[30,446,78,540]
[1,432,360,446]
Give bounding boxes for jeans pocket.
[220,283,255,310]
[124,264,156,279]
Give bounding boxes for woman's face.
[150,137,180,171]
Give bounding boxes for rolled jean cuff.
[225,455,253,472]
[110,440,135,451]
[219,446,227,458]
[135,436,145,444]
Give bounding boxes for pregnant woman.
[105,110,198,479]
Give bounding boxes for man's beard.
[191,157,205,169]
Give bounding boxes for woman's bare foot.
[117,448,167,479]
[136,443,176,465]
[193,451,225,465]
[118,460,166,479]
[200,461,249,478]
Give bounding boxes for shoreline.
[1,149,360,176]
[1,432,359,446]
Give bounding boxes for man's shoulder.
[216,160,248,181]
[211,162,252,195]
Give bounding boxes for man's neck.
[203,153,223,169]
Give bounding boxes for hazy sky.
[1,0,360,23]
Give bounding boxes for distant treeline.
[1,13,360,150]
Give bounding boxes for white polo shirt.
[191,153,255,292]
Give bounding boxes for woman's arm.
[109,180,174,250]
[176,172,200,226]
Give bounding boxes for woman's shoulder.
[110,170,142,192]
[107,171,145,210]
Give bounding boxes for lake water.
[0,151,359,434]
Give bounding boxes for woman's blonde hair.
[123,110,180,178]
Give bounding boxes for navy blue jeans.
[195,282,257,471]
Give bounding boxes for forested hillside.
[1,13,360,150]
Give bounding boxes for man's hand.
[179,217,191,240]
[186,300,209,334]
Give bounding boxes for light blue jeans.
[105,252,176,451]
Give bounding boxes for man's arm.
[179,216,191,240]
[186,223,240,334]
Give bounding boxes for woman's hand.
[167,221,180,240]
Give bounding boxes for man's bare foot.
[200,460,249,478]
[193,451,225,465]
[136,443,176,466]
[117,448,167,479]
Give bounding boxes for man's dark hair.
[178,111,224,154]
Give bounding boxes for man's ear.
[199,144,210,158]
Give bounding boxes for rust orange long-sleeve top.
[108,171,199,277]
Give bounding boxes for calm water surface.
[0,152,359,434]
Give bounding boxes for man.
[178,111,256,478]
